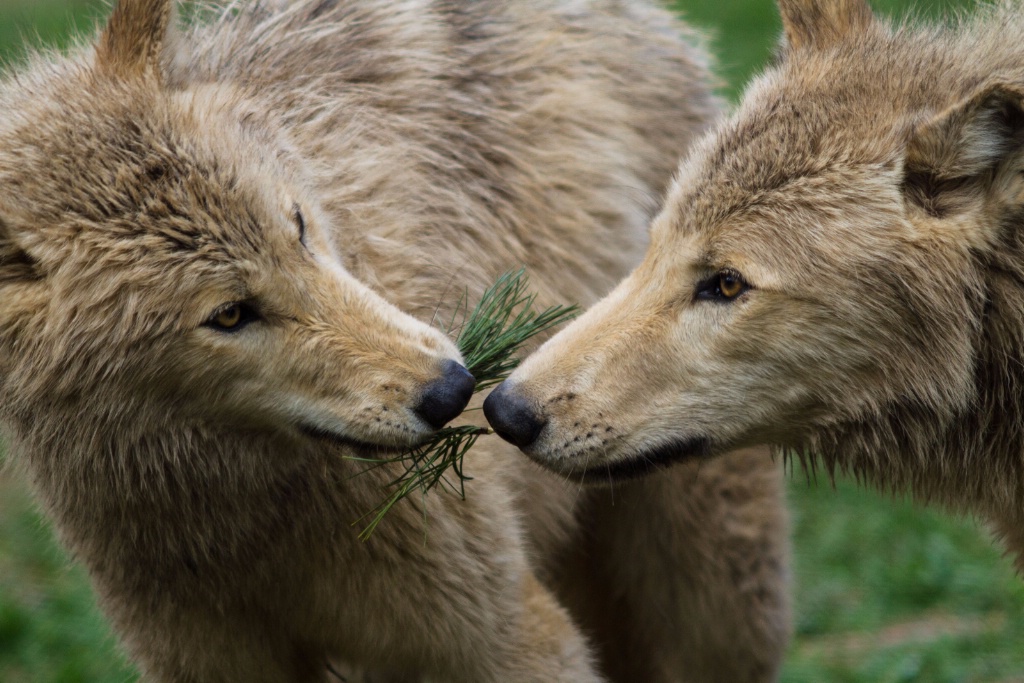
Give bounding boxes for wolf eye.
[696,270,749,302]
[206,303,260,332]
[719,273,744,298]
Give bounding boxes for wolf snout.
[413,360,476,429]
[483,381,547,449]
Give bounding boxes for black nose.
[414,360,476,429]
[482,381,546,449]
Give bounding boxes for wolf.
[485,0,1024,570]
[0,0,792,680]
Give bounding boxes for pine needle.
[352,269,579,539]
[454,269,580,390]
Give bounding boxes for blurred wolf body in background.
[0,0,790,680]
[487,0,1024,572]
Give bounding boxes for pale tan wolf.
[0,0,791,681]
[486,0,1024,571]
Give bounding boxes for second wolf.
[487,0,1024,571]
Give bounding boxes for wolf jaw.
[574,436,713,484]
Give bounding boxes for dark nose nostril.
[414,360,476,430]
[482,381,546,450]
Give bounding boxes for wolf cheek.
[175,261,472,450]
[484,253,772,478]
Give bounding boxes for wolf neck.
[11,407,373,585]
[805,249,1024,524]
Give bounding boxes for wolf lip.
[572,436,712,483]
[298,423,413,456]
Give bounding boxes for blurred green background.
[1,1,1022,681]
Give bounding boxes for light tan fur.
[493,0,1024,572]
[0,0,792,681]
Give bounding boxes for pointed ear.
[903,83,1024,218]
[96,0,177,80]
[777,0,874,51]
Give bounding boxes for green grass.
[1,1,1021,682]
[0,0,101,65]
[677,0,979,100]
[0,473,137,682]
[783,478,1024,683]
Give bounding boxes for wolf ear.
[96,0,176,80]
[903,83,1024,218]
[777,0,874,51]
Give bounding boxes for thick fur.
[0,0,791,681]
[494,0,1024,572]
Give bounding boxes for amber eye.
[719,272,743,299]
[206,303,259,332]
[216,305,242,328]
[696,270,749,302]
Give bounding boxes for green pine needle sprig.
[454,269,580,390]
[350,425,488,541]
[352,269,579,539]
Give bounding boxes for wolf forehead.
[0,80,289,261]
[660,117,899,280]
[678,96,902,228]
[662,40,960,256]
